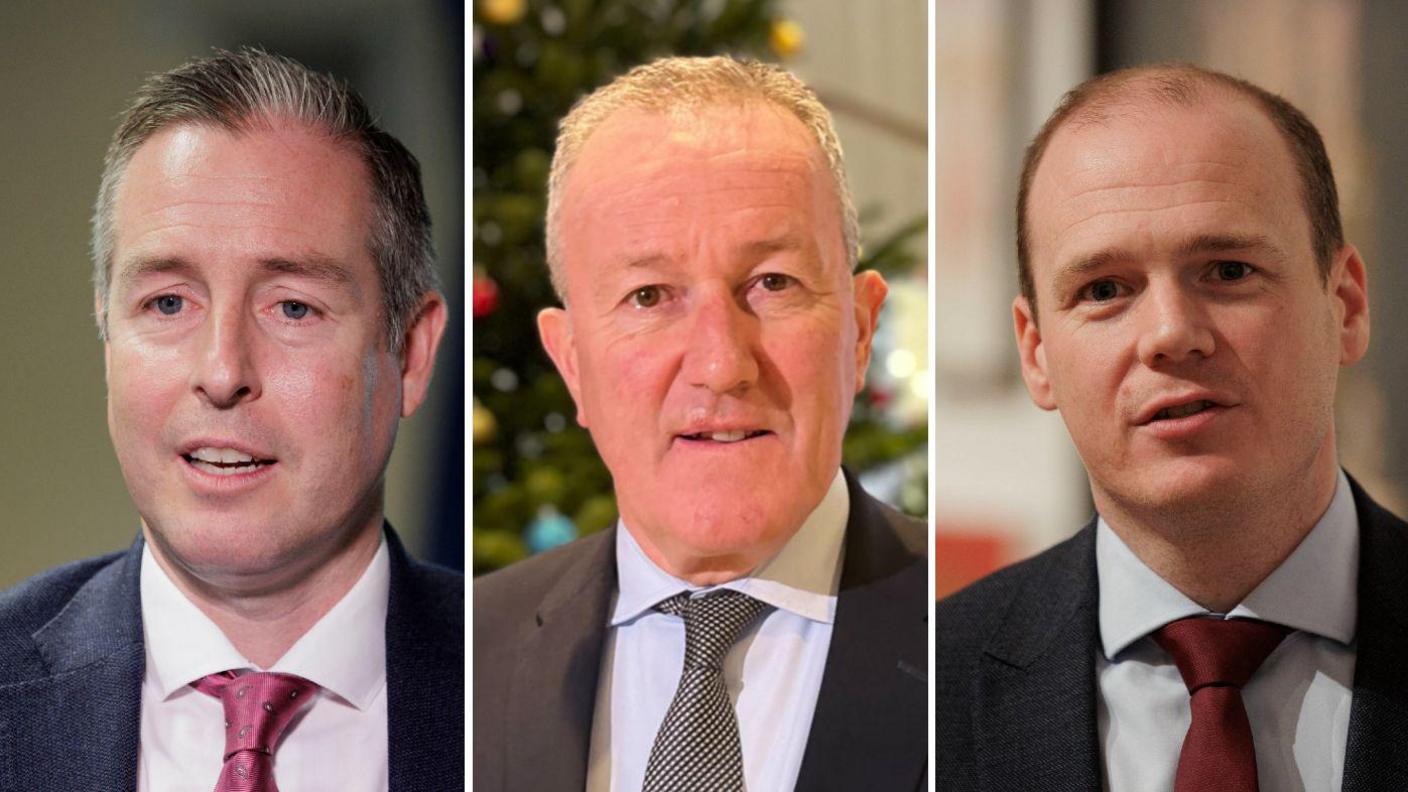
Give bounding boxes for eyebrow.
[257,255,356,285]
[116,256,192,290]
[616,235,807,269]
[1175,233,1282,259]
[117,254,356,290]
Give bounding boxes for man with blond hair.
[937,63,1403,791]
[474,56,926,791]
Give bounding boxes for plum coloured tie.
[642,590,772,792]
[1152,617,1291,792]
[192,671,319,792]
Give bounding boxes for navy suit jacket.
[936,477,1408,791]
[0,526,463,791]
[473,471,928,791]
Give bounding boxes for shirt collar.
[611,469,849,626]
[1097,469,1359,659]
[140,534,390,710]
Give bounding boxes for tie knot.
[1153,617,1291,693]
[655,590,772,670]
[192,671,319,759]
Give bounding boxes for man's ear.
[1013,295,1057,411]
[399,292,448,418]
[1331,244,1371,366]
[538,307,588,427]
[851,270,888,392]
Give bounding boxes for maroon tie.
[192,671,319,792]
[1152,618,1291,792]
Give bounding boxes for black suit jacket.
[474,471,928,791]
[0,526,463,791]
[935,477,1408,791]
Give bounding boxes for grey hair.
[543,55,859,300]
[92,47,438,353]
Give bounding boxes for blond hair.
[544,55,858,299]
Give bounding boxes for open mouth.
[182,447,276,476]
[1149,400,1215,422]
[677,430,771,444]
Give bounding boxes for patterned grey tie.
[642,591,772,792]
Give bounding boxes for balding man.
[474,56,927,792]
[937,64,1403,791]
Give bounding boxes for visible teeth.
[190,447,255,464]
[708,431,747,442]
[190,460,261,476]
[1158,401,1212,420]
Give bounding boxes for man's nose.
[190,306,261,407]
[682,289,760,394]
[1135,283,1216,367]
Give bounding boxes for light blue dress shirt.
[585,470,848,792]
[1096,470,1359,792]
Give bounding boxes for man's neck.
[144,521,383,668]
[1094,464,1340,613]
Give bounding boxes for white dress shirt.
[586,469,849,792]
[138,536,391,791]
[1096,470,1358,792]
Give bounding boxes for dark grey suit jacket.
[474,471,928,791]
[936,477,1408,791]
[0,526,463,791]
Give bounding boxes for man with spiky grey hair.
[474,55,926,792]
[0,48,459,790]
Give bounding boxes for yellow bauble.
[473,399,497,443]
[769,18,805,58]
[480,0,527,26]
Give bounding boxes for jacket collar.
[793,470,928,791]
[974,522,1103,792]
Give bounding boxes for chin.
[632,496,793,560]
[1116,455,1248,513]
[146,511,302,574]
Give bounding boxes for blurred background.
[472,0,929,574]
[0,0,464,586]
[935,0,1408,596]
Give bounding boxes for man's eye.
[758,273,795,292]
[1215,261,1252,281]
[1082,280,1122,302]
[153,295,184,315]
[630,285,662,308]
[280,301,312,320]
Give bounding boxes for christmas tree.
[472,0,927,574]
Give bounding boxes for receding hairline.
[552,99,848,290]
[557,97,836,202]
[103,114,377,273]
[543,55,859,302]
[1018,63,1341,316]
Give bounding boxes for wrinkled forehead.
[565,100,832,194]
[555,102,845,282]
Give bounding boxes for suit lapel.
[794,476,928,791]
[1342,481,1408,791]
[0,541,144,792]
[503,528,616,790]
[974,526,1102,792]
[384,527,464,791]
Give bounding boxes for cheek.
[763,323,854,430]
[583,336,674,421]
[267,350,385,441]
[106,342,186,437]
